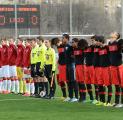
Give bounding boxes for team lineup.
[0,32,123,108]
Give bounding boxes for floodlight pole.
[14,3,18,42]
[121,0,123,38]
[70,0,73,40]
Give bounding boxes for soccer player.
[44,39,56,99]
[93,36,106,106]
[84,36,98,104]
[57,39,67,99]
[23,39,32,96]
[8,38,17,93]
[16,38,25,94]
[108,32,123,108]
[72,38,87,102]
[1,38,10,94]
[63,34,78,102]
[0,45,3,93]
[97,36,112,106]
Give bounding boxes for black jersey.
[57,45,66,65]
[73,48,84,65]
[99,46,110,67]
[84,46,94,66]
[64,44,75,64]
[93,46,100,67]
[108,39,123,66]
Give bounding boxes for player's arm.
[51,49,56,72]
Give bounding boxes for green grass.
[0,93,123,120]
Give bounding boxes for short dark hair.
[116,33,120,39]
[26,38,31,42]
[18,37,23,42]
[78,39,88,49]
[31,38,37,42]
[37,36,44,42]
[63,34,70,40]
[95,35,105,43]
[51,38,60,46]
[72,38,79,43]
[90,35,97,40]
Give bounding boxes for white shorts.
[2,65,10,78]
[9,66,17,77]
[23,67,31,79]
[0,67,3,78]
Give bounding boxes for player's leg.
[78,82,86,102]
[0,67,3,93]
[3,65,10,94]
[58,65,67,99]
[110,66,121,107]
[30,78,35,96]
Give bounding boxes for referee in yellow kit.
[44,39,56,99]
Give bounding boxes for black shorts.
[44,65,52,80]
[36,62,41,76]
[66,63,76,82]
[31,64,36,77]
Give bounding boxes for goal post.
[19,34,94,40]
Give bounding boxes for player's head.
[95,35,105,46]
[78,39,88,49]
[51,38,60,47]
[37,36,44,46]
[18,38,23,45]
[30,38,37,48]
[9,38,15,45]
[45,40,51,48]
[57,39,62,47]
[72,38,79,48]
[110,32,120,40]
[62,34,70,44]
[90,35,97,45]
[25,38,31,46]
[1,38,7,45]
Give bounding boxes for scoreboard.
[0,5,40,28]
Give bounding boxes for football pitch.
[0,91,123,120]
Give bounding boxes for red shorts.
[110,66,120,85]
[98,67,111,86]
[117,65,123,87]
[75,65,84,83]
[84,66,95,84]
[58,65,67,83]
[94,67,100,85]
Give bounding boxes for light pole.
[14,0,18,42]
[70,0,73,40]
[121,1,123,38]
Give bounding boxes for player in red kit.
[23,39,34,96]
[8,38,17,93]
[57,40,67,99]
[72,38,87,102]
[0,45,3,93]
[108,32,123,108]
[1,38,10,94]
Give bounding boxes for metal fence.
[0,0,122,39]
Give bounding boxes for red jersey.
[23,45,31,67]
[8,44,17,66]
[1,44,9,66]
[16,44,25,67]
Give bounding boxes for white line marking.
[0,97,61,102]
